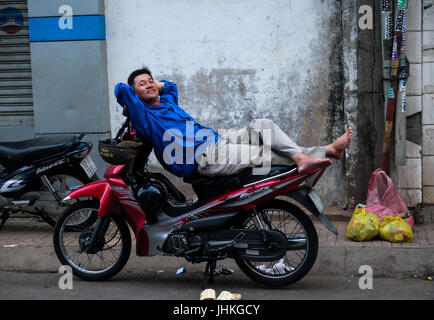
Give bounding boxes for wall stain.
[160,68,257,131]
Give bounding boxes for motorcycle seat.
[162,166,298,218]
[0,135,80,171]
[184,165,297,188]
[183,165,298,201]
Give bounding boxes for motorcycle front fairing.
[64,166,147,236]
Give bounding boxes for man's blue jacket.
[115,80,219,177]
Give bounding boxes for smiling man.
[114,67,352,178]
[115,68,219,177]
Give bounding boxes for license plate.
[308,190,324,214]
[80,155,97,178]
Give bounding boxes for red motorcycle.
[53,118,338,287]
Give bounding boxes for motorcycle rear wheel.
[53,200,131,281]
[235,199,318,287]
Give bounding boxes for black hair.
[127,67,153,86]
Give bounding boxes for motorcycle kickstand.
[0,210,11,230]
[201,259,217,290]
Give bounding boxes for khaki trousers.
[196,119,326,176]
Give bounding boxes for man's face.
[132,73,159,103]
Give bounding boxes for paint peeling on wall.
[159,68,258,131]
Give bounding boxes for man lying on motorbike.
[114,67,352,178]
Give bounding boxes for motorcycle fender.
[64,181,118,217]
[283,189,338,235]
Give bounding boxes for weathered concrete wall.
[347,0,385,207]
[105,0,356,207]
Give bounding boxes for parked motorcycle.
[0,134,98,228]
[53,116,338,287]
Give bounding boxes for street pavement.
[0,270,433,300]
[0,208,433,300]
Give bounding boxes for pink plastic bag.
[365,168,414,228]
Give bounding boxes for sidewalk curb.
[1,243,432,278]
[0,215,432,279]
[314,246,433,278]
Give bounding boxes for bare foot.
[292,153,332,175]
[326,127,353,160]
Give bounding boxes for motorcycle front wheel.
[38,167,96,227]
[53,200,131,281]
[235,199,318,287]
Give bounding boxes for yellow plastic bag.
[346,205,380,241]
[379,215,413,243]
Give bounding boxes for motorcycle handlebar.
[115,118,130,140]
[122,104,129,117]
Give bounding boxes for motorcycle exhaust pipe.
[10,200,31,208]
[286,236,307,251]
[0,196,32,210]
